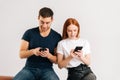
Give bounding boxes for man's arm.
[19,40,34,58]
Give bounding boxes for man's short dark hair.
[38,7,54,18]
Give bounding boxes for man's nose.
[42,23,47,27]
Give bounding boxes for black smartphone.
[74,46,83,52]
[39,48,47,52]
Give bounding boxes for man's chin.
[42,28,50,32]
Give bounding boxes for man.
[13,7,61,80]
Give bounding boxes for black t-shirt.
[22,27,61,68]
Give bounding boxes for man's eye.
[41,21,44,24]
[46,22,50,24]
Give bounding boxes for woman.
[57,18,96,80]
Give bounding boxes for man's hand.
[39,48,52,58]
[32,47,40,56]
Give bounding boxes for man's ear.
[38,16,40,20]
[51,17,53,22]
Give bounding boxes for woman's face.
[67,24,78,39]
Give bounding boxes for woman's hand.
[70,49,79,58]
[75,50,91,65]
[74,50,84,60]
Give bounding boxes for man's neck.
[40,28,51,37]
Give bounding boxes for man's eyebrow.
[41,21,51,23]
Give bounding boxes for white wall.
[0,0,120,80]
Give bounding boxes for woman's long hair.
[62,18,80,39]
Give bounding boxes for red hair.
[62,18,80,39]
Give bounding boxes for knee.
[90,73,97,80]
[83,73,97,80]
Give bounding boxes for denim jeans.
[13,66,59,80]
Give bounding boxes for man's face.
[38,16,53,32]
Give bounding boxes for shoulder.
[25,27,38,33]
[78,38,89,43]
[51,29,61,35]
[23,27,39,36]
[22,27,39,41]
[58,39,68,44]
[51,29,61,38]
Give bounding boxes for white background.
[0,0,120,80]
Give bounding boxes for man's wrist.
[29,49,34,56]
[47,53,52,59]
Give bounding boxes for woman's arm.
[80,54,91,65]
[75,51,91,65]
[57,53,73,69]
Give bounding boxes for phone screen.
[74,46,83,52]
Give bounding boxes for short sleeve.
[22,30,31,42]
[83,40,91,54]
[57,41,64,55]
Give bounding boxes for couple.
[13,7,96,80]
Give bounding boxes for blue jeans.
[13,66,59,80]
